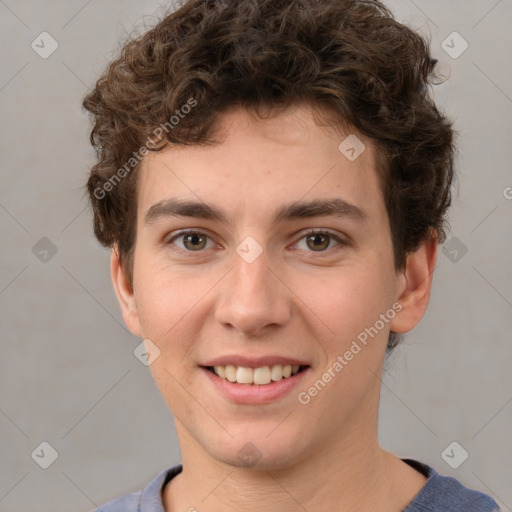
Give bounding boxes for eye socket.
[295,230,343,253]
[166,229,345,255]
[169,231,215,252]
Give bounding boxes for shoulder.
[92,465,182,512]
[95,490,142,512]
[403,459,501,512]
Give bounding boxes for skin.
[112,104,437,511]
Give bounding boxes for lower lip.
[201,367,311,404]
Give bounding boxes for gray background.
[0,1,511,511]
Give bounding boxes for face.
[113,104,432,471]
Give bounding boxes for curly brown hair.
[83,0,455,348]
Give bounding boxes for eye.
[295,230,343,253]
[168,230,216,252]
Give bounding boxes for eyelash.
[166,228,346,256]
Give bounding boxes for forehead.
[137,105,384,223]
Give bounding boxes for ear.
[110,248,143,337]
[390,231,438,334]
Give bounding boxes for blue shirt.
[94,459,500,511]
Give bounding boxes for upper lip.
[201,355,310,368]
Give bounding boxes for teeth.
[271,364,283,382]
[253,366,272,385]
[212,364,303,385]
[236,367,253,384]
[225,365,237,382]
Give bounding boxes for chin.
[205,427,311,472]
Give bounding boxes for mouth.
[203,364,309,385]
[200,361,311,404]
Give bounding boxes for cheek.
[291,261,394,344]
[132,275,194,377]
[148,358,197,417]
[134,259,214,338]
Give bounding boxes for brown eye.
[305,233,331,251]
[182,232,207,251]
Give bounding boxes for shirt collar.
[139,465,183,512]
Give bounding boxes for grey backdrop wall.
[1,1,511,511]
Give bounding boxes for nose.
[214,249,291,338]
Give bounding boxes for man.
[83,0,500,510]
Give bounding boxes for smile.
[206,364,307,385]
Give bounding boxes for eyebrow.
[144,198,368,226]
[273,198,367,224]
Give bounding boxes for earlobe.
[390,232,438,334]
[110,248,143,337]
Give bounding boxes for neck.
[163,420,424,512]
